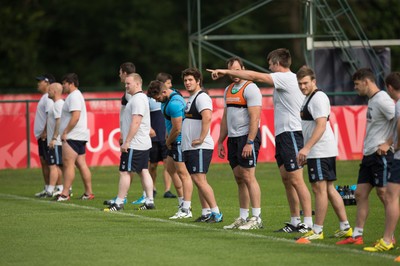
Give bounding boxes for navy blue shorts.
[149,141,168,163]
[184,149,213,174]
[388,159,400,184]
[46,145,63,166]
[66,139,87,155]
[275,131,303,172]
[167,142,185,162]
[38,138,48,158]
[358,151,393,187]
[227,130,261,169]
[306,157,337,183]
[119,149,150,173]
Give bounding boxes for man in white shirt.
[337,68,395,245]
[56,73,94,201]
[34,74,55,197]
[104,73,155,211]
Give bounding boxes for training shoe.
[274,222,311,233]
[364,238,394,252]
[223,217,247,229]
[238,216,263,230]
[52,188,62,197]
[136,203,155,210]
[207,212,223,223]
[194,213,212,222]
[104,203,124,212]
[169,208,192,219]
[336,236,364,245]
[35,189,47,198]
[333,227,353,238]
[298,230,324,241]
[55,194,70,202]
[131,195,146,205]
[163,191,177,198]
[103,197,128,206]
[79,193,95,200]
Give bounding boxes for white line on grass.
[0,193,397,262]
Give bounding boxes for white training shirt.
[393,100,400,160]
[34,93,53,139]
[59,89,89,141]
[182,91,214,151]
[363,90,395,156]
[46,99,64,146]
[270,71,304,136]
[301,91,338,158]
[121,92,152,150]
[225,81,262,137]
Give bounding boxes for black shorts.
[227,131,261,169]
[388,159,400,184]
[119,149,150,173]
[167,142,185,162]
[184,149,213,174]
[66,139,87,155]
[38,138,48,158]
[46,145,63,166]
[358,151,393,187]
[306,157,337,183]
[149,141,168,163]
[275,131,303,172]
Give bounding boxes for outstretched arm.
[206,69,274,86]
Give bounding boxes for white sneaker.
[35,189,46,197]
[238,216,263,230]
[169,208,193,219]
[52,188,62,197]
[223,217,247,229]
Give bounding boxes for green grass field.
[0,161,398,265]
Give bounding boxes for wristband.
[247,139,254,145]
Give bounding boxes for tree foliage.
[0,0,398,92]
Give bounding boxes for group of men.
[33,48,400,252]
[34,73,94,202]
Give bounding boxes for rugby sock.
[202,208,212,216]
[146,197,154,204]
[252,208,261,218]
[178,197,184,207]
[291,217,301,226]
[304,217,313,228]
[240,208,249,220]
[115,197,125,205]
[182,201,191,211]
[47,185,55,194]
[56,185,63,191]
[312,224,323,234]
[211,207,220,214]
[353,227,363,238]
[340,221,350,230]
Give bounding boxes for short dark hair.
[61,73,79,87]
[147,80,165,98]
[296,66,316,80]
[352,68,375,82]
[120,62,136,74]
[226,57,244,69]
[181,67,202,86]
[267,48,292,68]
[156,72,173,83]
[385,72,400,91]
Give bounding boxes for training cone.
[296,238,311,244]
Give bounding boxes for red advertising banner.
[0,92,366,169]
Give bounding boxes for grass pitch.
[0,161,398,265]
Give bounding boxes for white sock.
[56,185,63,191]
[303,217,313,228]
[45,185,49,190]
[46,185,55,193]
[291,216,301,226]
[143,191,147,197]
[182,201,191,210]
[353,227,363,238]
[240,208,249,220]
[312,224,323,234]
[252,208,261,218]
[202,208,212,216]
[115,197,125,205]
[145,197,154,204]
[211,207,220,214]
[340,221,350,231]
